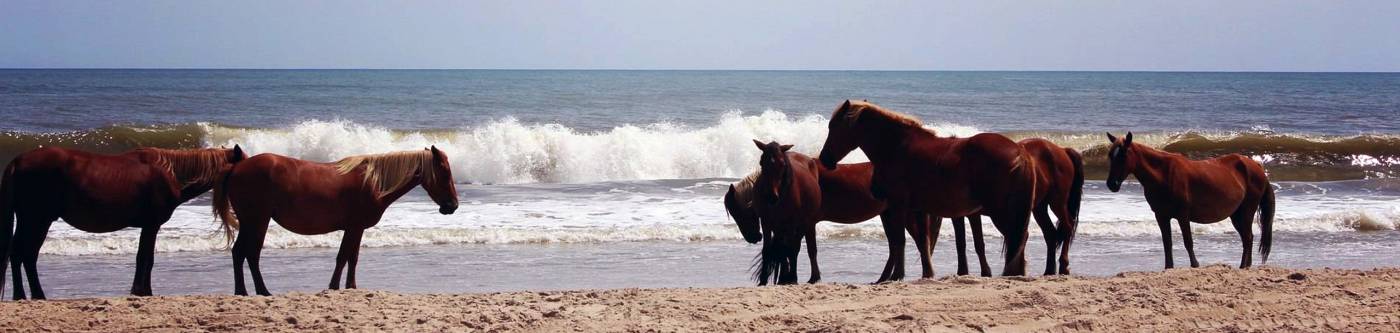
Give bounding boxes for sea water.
[1,70,1397,298]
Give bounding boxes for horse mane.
[834,100,929,134]
[334,150,436,197]
[731,170,761,209]
[140,148,230,189]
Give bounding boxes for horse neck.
[1129,143,1174,189]
[148,149,224,203]
[858,121,931,166]
[376,175,421,207]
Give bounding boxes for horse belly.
[271,196,359,235]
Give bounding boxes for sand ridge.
[2,265,1399,332]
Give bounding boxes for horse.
[726,160,994,284]
[1104,132,1275,269]
[212,147,459,296]
[1,146,247,299]
[912,138,1085,276]
[744,140,824,285]
[818,100,1038,279]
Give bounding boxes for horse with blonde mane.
[1105,132,1274,269]
[2,146,247,299]
[818,100,1038,279]
[212,147,459,296]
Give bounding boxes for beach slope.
[2,265,1398,332]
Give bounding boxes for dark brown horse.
[1105,132,1275,268]
[726,161,992,284]
[213,147,459,295]
[913,138,1085,276]
[744,140,824,285]
[2,146,246,299]
[818,100,1038,279]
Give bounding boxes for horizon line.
[1,67,1398,74]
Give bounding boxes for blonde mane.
[334,150,436,196]
[731,170,762,209]
[141,148,231,189]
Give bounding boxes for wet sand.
[3,265,1398,332]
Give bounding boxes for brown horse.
[818,100,1038,279]
[1,146,246,299]
[213,147,459,296]
[1105,132,1275,269]
[914,139,1086,276]
[745,140,824,285]
[726,161,993,284]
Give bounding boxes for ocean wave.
[2,112,1398,183]
[31,190,1400,256]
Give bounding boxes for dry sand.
[2,265,1398,332]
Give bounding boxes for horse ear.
[1124,132,1133,145]
[430,146,444,161]
[1106,132,1117,143]
[231,144,245,162]
[753,139,766,151]
[779,144,793,152]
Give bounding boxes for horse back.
[10,147,180,230]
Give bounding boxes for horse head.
[1105,132,1136,192]
[422,146,460,214]
[725,184,763,244]
[819,99,865,168]
[752,139,794,205]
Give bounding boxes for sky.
[2,0,1397,71]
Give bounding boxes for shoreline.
[3,265,1397,332]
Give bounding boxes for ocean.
[2,69,1398,298]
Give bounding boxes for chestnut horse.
[726,161,993,284]
[818,100,1038,279]
[213,147,459,295]
[914,139,1085,276]
[1105,132,1274,269]
[2,146,246,299]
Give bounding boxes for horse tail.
[1,160,17,299]
[211,166,239,248]
[1259,184,1275,264]
[1065,148,1085,245]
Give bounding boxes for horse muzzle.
[440,204,458,215]
[1107,180,1122,192]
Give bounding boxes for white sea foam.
[201,110,983,184]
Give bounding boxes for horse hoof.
[807,279,821,284]
[131,290,153,297]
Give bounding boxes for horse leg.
[995,191,1034,276]
[130,226,159,296]
[229,213,271,296]
[1177,218,1199,268]
[1230,206,1258,268]
[906,214,934,279]
[1053,204,1076,275]
[924,214,942,279]
[1034,206,1060,276]
[804,223,821,284]
[1157,214,1175,269]
[344,229,365,289]
[244,224,272,296]
[952,217,969,276]
[969,215,992,277]
[8,220,31,300]
[19,219,52,300]
[876,208,909,283]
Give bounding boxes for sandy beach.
[1,265,1396,332]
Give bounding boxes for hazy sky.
[3,0,1397,71]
